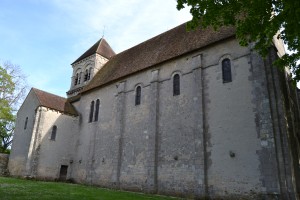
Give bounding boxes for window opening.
[222,58,232,83]
[74,73,78,86]
[84,69,88,81]
[88,68,92,80]
[94,99,100,121]
[50,125,57,140]
[78,72,82,84]
[173,74,180,96]
[24,117,28,130]
[135,86,141,105]
[89,101,95,123]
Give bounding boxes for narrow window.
[88,68,92,80]
[84,69,88,81]
[222,58,232,83]
[89,101,95,123]
[24,117,28,130]
[173,74,180,96]
[135,86,141,105]
[50,125,57,140]
[78,72,82,84]
[94,99,100,121]
[74,73,78,86]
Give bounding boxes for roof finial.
[102,25,106,39]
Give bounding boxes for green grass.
[0,177,181,200]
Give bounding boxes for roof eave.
[81,34,236,95]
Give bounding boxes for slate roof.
[32,88,78,116]
[82,23,235,94]
[72,38,116,64]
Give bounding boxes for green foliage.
[0,66,15,153]
[0,177,178,200]
[177,0,300,85]
[0,63,27,153]
[0,120,14,153]
[0,67,14,121]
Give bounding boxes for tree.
[0,62,27,153]
[177,0,300,85]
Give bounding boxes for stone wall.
[71,38,267,198]
[8,34,300,199]
[32,107,78,180]
[8,89,40,176]
[0,153,9,176]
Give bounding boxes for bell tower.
[66,38,115,98]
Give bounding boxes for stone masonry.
[0,153,9,176]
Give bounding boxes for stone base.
[0,153,9,176]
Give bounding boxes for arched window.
[94,99,100,121]
[24,117,28,130]
[222,58,232,83]
[50,125,57,140]
[89,101,95,123]
[135,86,141,105]
[78,72,82,84]
[173,74,180,96]
[84,69,88,81]
[74,73,79,86]
[88,68,92,80]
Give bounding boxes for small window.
[74,73,79,86]
[78,72,82,84]
[50,125,57,140]
[88,68,92,80]
[24,117,28,130]
[135,86,141,105]
[89,101,95,123]
[173,74,180,96]
[94,99,100,121]
[222,58,232,83]
[84,69,88,82]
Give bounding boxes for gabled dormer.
[67,38,115,97]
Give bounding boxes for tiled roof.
[32,88,78,116]
[72,38,116,64]
[82,23,235,94]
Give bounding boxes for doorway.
[59,165,68,181]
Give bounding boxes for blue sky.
[0,0,191,97]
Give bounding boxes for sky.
[0,0,192,97]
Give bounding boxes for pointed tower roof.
[72,38,116,64]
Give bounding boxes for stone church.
[8,22,300,199]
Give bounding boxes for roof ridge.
[71,38,115,65]
[116,23,185,56]
[97,38,103,55]
[82,22,236,94]
[32,87,66,100]
[71,39,101,64]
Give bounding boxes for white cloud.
[47,0,191,53]
[1,0,192,97]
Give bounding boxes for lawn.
[0,177,181,200]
